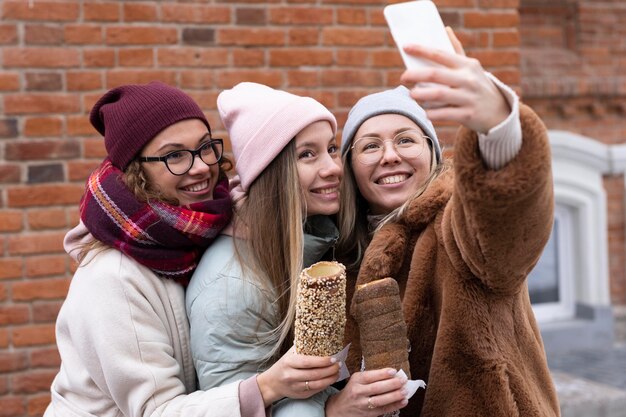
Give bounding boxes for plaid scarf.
[80,159,232,286]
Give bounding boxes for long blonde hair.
[233,140,305,361]
[337,139,442,268]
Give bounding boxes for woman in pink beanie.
[43,81,269,417]
[187,82,409,416]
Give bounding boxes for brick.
[24,117,63,137]
[67,161,99,182]
[288,28,320,45]
[216,70,283,89]
[12,324,56,346]
[269,49,333,67]
[322,28,385,46]
[321,69,383,87]
[105,71,178,88]
[118,48,154,67]
[0,164,21,183]
[84,49,116,67]
[0,396,24,417]
[2,1,79,21]
[320,0,386,4]
[0,258,22,280]
[28,209,67,230]
[269,7,333,25]
[6,140,80,161]
[30,347,61,368]
[28,394,52,417]
[180,71,215,89]
[0,211,23,232]
[84,2,120,22]
[372,50,403,68]
[67,116,94,137]
[0,330,8,348]
[479,0,519,7]
[0,305,29,326]
[162,4,231,23]
[32,301,63,323]
[24,24,63,45]
[0,118,19,137]
[3,47,80,68]
[469,50,519,67]
[158,48,229,68]
[337,8,367,25]
[236,8,267,25]
[7,185,84,208]
[0,351,28,373]
[28,163,65,184]
[233,49,265,67]
[12,278,70,301]
[123,3,158,21]
[66,72,102,91]
[0,24,18,44]
[83,138,107,159]
[464,11,520,29]
[4,94,80,115]
[493,30,520,47]
[436,0,476,6]
[25,255,67,278]
[25,72,62,91]
[0,377,7,395]
[287,70,319,87]
[0,73,20,91]
[12,370,57,394]
[64,24,103,45]
[182,28,215,46]
[218,28,285,46]
[106,27,178,45]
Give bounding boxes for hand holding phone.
[384,0,455,71]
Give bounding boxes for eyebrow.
[358,127,421,138]
[154,133,211,152]
[295,136,336,149]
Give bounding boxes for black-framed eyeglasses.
[138,136,223,176]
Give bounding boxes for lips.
[376,174,410,185]
[181,180,209,192]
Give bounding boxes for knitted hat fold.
[90,81,210,170]
[340,86,441,162]
[218,82,337,192]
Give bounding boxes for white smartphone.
[384,0,455,70]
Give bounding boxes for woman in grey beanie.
[339,29,560,417]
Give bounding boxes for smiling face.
[138,118,219,206]
[350,113,433,215]
[295,120,343,217]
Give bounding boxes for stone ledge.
[552,371,626,417]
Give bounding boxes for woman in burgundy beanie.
[43,81,266,417]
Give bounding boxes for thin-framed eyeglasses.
[350,129,431,166]
[137,135,223,176]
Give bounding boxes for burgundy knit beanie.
[90,81,210,170]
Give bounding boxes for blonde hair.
[337,139,442,268]
[233,140,305,361]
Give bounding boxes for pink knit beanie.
[90,81,210,170]
[217,82,337,192]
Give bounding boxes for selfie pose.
[43,81,273,417]
[187,82,408,416]
[339,30,560,416]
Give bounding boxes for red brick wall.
[519,0,626,305]
[12,0,624,415]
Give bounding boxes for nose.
[319,152,342,179]
[379,140,401,165]
[187,154,211,176]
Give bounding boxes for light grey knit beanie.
[340,86,441,162]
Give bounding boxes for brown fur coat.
[344,104,560,417]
